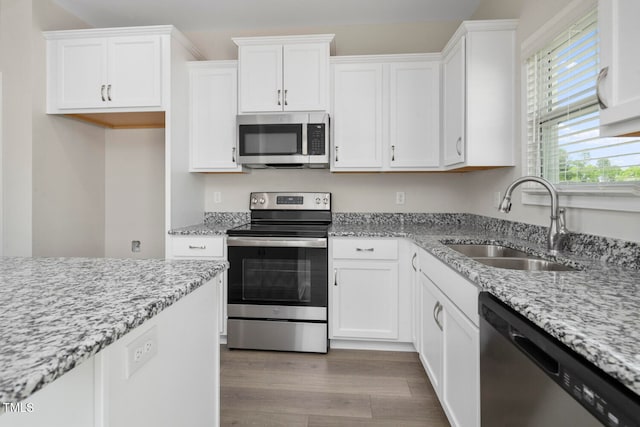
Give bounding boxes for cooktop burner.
[227,222,330,238]
[226,192,332,238]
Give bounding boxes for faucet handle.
[558,208,568,232]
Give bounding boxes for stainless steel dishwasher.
[479,292,640,427]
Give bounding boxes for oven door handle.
[227,236,327,248]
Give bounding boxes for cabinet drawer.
[170,236,224,258]
[333,238,398,260]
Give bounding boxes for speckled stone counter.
[168,212,249,236]
[0,257,227,404]
[330,214,640,397]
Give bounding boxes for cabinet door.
[331,261,399,340]
[189,65,242,172]
[442,36,466,166]
[56,38,107,109]
[331,63,384,170]
[238,45,283,113]
[388,62,440,169]
[419,272,443,395]
[442,296,480,427]
[411,251,421,350]
[283,43,328,111]
[108,36,162,108]
[599,0,640,129]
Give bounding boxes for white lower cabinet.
[418,248,480,427]
[331,260,399,339]
[331,238,407,342]
[168,235,228,337]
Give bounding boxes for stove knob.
[315,197,321,204]
[251,197,258,205]
[259,198,265,204]
[323,197,329,204]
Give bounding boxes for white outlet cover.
[126,326,158,378]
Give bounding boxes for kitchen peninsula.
[0,257,226,427]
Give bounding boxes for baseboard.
[329,339,416,352]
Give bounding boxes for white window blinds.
[526,9,640,185]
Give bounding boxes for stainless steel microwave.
[237,113,329,168]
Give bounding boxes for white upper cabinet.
[331,55,440,172]
[598,0,640,136]
[233,35,334,113]
[44,27,174,113]
[442,37,466,166]
[441,20,518,169]
[388,61,440,169]
[331,62,385,170]
[188,61,242,172]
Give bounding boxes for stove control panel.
[250,192,331,211]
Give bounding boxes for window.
[526,9,640,188]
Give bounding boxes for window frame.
[520,0,640,212]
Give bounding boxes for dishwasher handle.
[510,327,559,376]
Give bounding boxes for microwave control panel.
[307,124,326,155]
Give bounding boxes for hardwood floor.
[220,346,450,426]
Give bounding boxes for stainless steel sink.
[472,257,575,271]
[445,243,576,271]
[446,244,532,258]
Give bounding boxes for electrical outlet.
[396,191,406,205]
[131,240,141,253]
[126,326,158,378]
[213,192,222,203]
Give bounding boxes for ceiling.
[52,0,482,31]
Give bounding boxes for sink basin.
[473,257,575,271]
[446,244,533,258]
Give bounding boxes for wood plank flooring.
[220,346,450,426]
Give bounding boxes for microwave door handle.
[302,123,308,155]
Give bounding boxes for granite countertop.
[0,257,227,404]
[329,219,640,397]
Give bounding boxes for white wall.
[1,0,33,256]
[186,21,461,59]
[463,0,640,242]
[204,170,469,212]
[105,128,165,258]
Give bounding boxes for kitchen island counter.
[0,257,227,405]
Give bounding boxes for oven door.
[227,237,328,318]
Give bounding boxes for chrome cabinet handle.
[432,302,441,330]
[391,145,396,161]
[284,89,288,106]
[597,66,609,110]
[101,85,106,101]
[334,268,338,286]
[107,84,112,101]
[188,245,207,249]
[277,89,281,106]
[356,248,375,252]
[411,253,417,271]
[335,146,339,162]
[232,146,236,162]
[456,137,462,156]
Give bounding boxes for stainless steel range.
[226,192,331,353]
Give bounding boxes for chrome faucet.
[498,176,568,254]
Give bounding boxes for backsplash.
[204,211,250,226]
